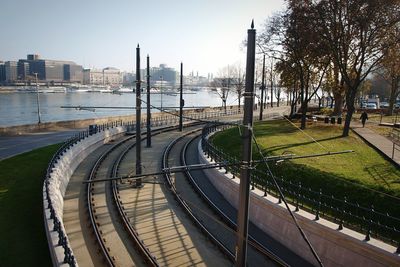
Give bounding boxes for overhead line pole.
[179,62,184,131]
[236,20,256,267]
[259,54,266,121]
[135,44,142,188]
[146,55,151,147]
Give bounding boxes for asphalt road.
[0,130,79,160]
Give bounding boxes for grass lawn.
[0,144,61,267]
[212,120,400,218]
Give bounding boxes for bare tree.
[231,64,245,112]
[212,65,234,113]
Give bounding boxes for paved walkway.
[351,122,400,166]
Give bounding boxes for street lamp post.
[33,73,41,124]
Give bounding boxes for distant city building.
[184,72,209,87]
[150,64,178,86]
[5,61,18,82]
[83,67,122,85]
[103,67,121,85]
[17,61,30,80]
[18,54,83,83]
[0,62,5,82]
[64,64,83,83]
[27,54,40,61]
[122,72,135,86]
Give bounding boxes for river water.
[0,90,240,127]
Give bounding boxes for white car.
[366,103,377,109]
[380,102,389,108]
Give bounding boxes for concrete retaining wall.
[198,138,400,267]
[43,126,126,266]
[0,115,133,135]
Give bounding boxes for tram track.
[162,130,236,262]
[182,135,288,266]
[163,131,288,266]
[82,120,301,266]
[85,123,233,266]
[85,124,192,266]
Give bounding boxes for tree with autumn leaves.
[259,0,400,136]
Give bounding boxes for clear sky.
[0,0,284,76]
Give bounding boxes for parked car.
[380,102,389,108]
[366,103,377,109]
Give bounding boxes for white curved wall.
[43,126,126,266]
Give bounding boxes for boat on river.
[17,86,66,93]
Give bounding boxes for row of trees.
[258,0,399,136]
[211,59,284,114]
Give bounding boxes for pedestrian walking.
[360,111,368,127]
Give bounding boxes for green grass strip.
[0,144,61,267]
[212,120,400,216]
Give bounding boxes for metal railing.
[44,137,79,266]
[201,123,400,252]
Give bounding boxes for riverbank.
[0,114,134,136]
[0,105,237,135]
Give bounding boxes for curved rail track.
[81,122,294,266]
[86,125,185,266]
[182,135,289,266]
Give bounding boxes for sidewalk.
[351,122,400,167]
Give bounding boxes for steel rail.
[85,122,201,266]
[86,135,133,266]
[182,135,290,267]
[162,130,236,262]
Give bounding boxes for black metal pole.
[236,21,256,267]
[259,54,265,121]
[135,44,142,187]
[146,55,151,147]
[270,59,274,108]
[179,62,184,131]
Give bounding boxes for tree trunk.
[342,88,357,137]
[333,92,343,115]
[224,100,227,114]
[387,76,399,116]
[270,83,274,108]
[300,101,308,129]
[277,91,281,107]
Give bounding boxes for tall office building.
[18,54,83,83]
[27,54,40,61]
[64,64,83,83]
[143,64,177,86]
[5,61,18,82]
[0,62,5,82]
[17,61,30,80]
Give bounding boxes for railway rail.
[79,121,297,266]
